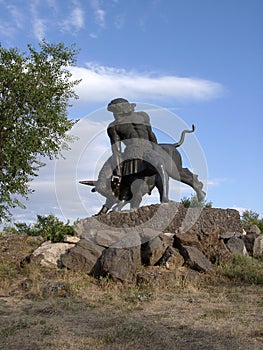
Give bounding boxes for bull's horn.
[79,180,97,186]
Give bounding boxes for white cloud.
[32,18,46,41]
[60,5,85,32]
[205,178,227,186]
[72,7,85,29]
[0,21,15,39]
[90,0,106,28]
[95,8,106,28]
[89,33,98,39]
[30,2,47,41]
[231,207,249,216]
[6,4,24,29]
[70,62,224,103]
[0,1,24,38]
[229,206,263,220]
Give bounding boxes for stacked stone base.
[60,202,247,282]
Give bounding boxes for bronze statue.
[80,98,205,215]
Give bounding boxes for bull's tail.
[173,124,195,148]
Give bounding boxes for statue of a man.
[106,98,169,206]
[94,98,169,214]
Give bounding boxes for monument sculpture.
[80,98,205,215]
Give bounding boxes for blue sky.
[1,0,262,224]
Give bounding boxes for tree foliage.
[0,41,81,221]
[181,195,213,208]
[241,210,263,232]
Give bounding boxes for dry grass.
[0,234,263,350]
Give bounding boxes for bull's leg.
[162,144,205,202]
[182,168,203,190]
[112,200,128,211]
[94,157,120,214]
[178,168,206,202]
[168,167,205,202]
[95,204,110,216]
[93,179,120,215]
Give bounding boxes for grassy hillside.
[0,233,262,350]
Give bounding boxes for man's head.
[107,98,136,116]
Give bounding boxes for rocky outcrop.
[60,203,245,282]
[27,202,262,283]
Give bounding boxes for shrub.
[219,254,263,285]
[3,214,75,242]
[34,215,75,242]
[181,195,213,208]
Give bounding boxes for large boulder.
[174,230,202,250]
[62,236,80,244]
[29,241,74,268]
[247,224,261,235]
[242,233,260,256]
[179,245,213,273]
[141,235,169,266]
[93,229,128,248]
[219,231,239,240]
[95,232,141,282]
[97,245,141,282]
[61,238,104,274]
[253,235,263,256]
[200,229,233,264]
[225,236,248,255]
[158,247,185,270]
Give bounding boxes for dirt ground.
[0,235,262,350]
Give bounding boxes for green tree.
[241,210,263,232]
[0,41,81,221]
